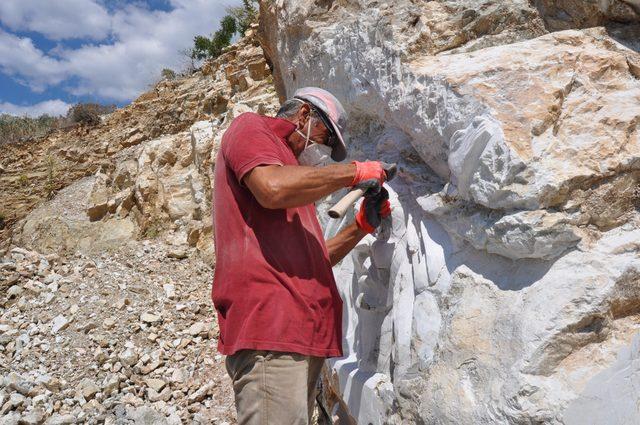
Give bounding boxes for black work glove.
[355,187,391,233]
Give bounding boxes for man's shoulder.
[221,112,286,162]
[231,112,266,128]
[223,112,266,145]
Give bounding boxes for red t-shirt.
[212,112,343,358]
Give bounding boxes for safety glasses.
[310,105,337,148]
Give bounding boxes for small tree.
[191,15,238,60]
[178,48,197,75]
[213,15,237,53]
[192,35,213,61]
[227,0,258,35]
[188,0,257,63]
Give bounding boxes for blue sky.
[0,0,240,117]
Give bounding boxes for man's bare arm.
[244,163,356,209]
[325,222,368,267]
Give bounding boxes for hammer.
[327,163,397,219]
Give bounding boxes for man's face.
[289,105,334,157]
[306,116,333,147]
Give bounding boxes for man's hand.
[355,187,392,234]
[326,187,392,265]
[350,161,386,191]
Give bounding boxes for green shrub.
[0,114,60,144]
[161,68,177,80]
[144,220,163,239]
[67,103,115,126]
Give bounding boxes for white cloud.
[0,0,111,40]
[0,100,72,117]
[0,30,67,92]
[0,0,241,101]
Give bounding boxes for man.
[212,87,391,424]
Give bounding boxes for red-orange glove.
[350,161,386,191]
[356,187,392,234]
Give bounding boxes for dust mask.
[298,143,333,166]
[295,118,313,149]
[296,120,334,166]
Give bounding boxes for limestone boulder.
[536,0,640,31]
[87,174,111,222]
[189,120,215,171]
[15,176,138,256]
[413,28,640,213]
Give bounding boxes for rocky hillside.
[260,1,640,424]
[1,243,233,424]
[0,24,277,259]
[1,26,278,424]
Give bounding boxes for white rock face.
[563,333,640,425]
[261,1,640,423]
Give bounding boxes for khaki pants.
[225,350,325,425]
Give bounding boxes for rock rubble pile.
[1,243,234,424]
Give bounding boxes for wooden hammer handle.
[328,188,365,219]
